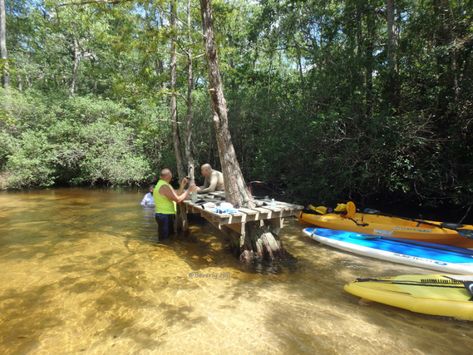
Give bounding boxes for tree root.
[239,223,286,263]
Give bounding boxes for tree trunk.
[0,0,9,88]
[170,0,185,180]
[199,0,253,208]
[200,0,287,263]
[184,0,195,183]
[386,0,395,72]
[70,37,79,96]
[154,11,165,87]
[386,0,399,111]
[238,222,286,263]
[295,41,304,85]
[386,0,398,110]
[434,0,455,115]
[365,5,375,119]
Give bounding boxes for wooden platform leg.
[181,203,189,232]
[221,222,246,257]
[267,217,284,236]
[239,218,285,263]
[175,203,189,234]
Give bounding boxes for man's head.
[160,168,173,183]
[148,185,154,193]
[201,163,212,178]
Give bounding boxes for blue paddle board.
[303,227,473,274]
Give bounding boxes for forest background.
[1,0,472,215]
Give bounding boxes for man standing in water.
[140,185,155,207]
[153,168,197,240]
[196,163,224,194]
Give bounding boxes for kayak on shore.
[303,227,473,274]
[344,274,473,321]
[299,202,473,248]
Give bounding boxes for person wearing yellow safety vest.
[153,168,197,240]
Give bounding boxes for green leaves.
[0,90,163,188]
[1,0,472,211]
[5,130,57,188]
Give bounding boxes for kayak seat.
[302,208,320,215]
[363,208,381,214]
[441,223,464,229]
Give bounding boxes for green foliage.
[0,130,17,169]
[5,130,57,188]
[215,0,473,208]
[1,0,472,213]
[77,120,151,185]
[1,89,166,188]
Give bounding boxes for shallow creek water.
[0,188,472,354]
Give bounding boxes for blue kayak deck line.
[304,228,473,264]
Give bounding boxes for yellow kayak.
[344,274,473,321]
[299,210,473,248]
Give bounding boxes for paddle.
[356,278,473,298]
[371,211,473,240]
[356,277,468,289]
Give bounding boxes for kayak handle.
[458,229,473,239]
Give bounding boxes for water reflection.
[0,188,472,354]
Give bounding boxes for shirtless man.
[196,164,224,194]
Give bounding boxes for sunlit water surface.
[0,188,472,354]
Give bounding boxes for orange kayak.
[299,211,473,248]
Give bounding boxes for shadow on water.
[161,217,473,353]
[158,303,206,328]
[251,226,473,354]
[154,212,301,277]
[0,284,64,354]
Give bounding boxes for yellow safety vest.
[154,179,177,214]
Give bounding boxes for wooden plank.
[184,198,302,212]
[237,207,257,215]
[183,197,302,229]
[266,217,284,235]
[250,207,271,219]
[260,205,283,213]
[220,225,244,246]
[209,191,226,198]
[253,206,285,219]
[195,207,245,226]
[225,222,245,235]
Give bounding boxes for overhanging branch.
[57,0,134,7]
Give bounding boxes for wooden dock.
[179,191,303,260]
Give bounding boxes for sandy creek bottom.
[0,188,472,354]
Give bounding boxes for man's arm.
[159,185,188,203]
[199,176,209,189]
[197,176,208,193]
[160,183,196,203]
[198,173,218,194]
[177,177,188,194]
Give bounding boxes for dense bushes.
[5,131,57,187]
[0,89,171,188]
[2,0,472,212]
